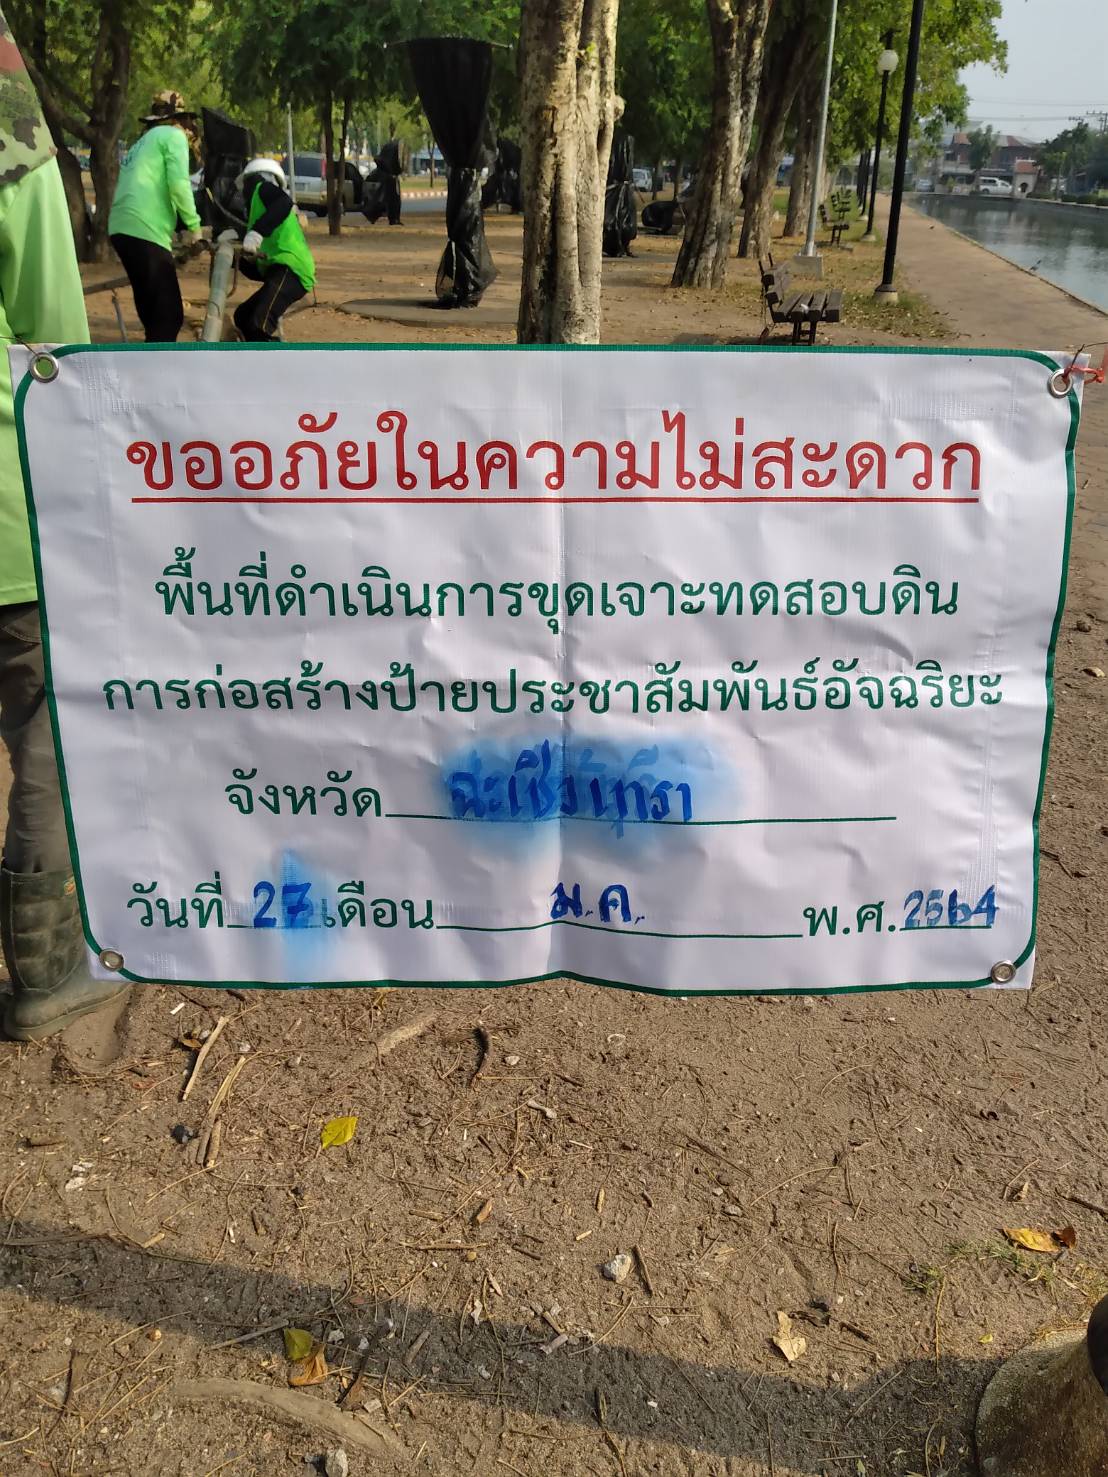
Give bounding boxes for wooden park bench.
[758,257,843,344]
[819,187,856,246]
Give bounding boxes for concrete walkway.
[897,203,1108,615]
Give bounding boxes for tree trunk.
[86,9,129,262]
[428,138,435,186]
[517,0,621,345]
[327,92,350,236]
[14,0,131,261]
[53,142,92,259]
[670,0,772,289]
[976,1297,1108,1477]
[784,74,820,238]
[736,28,812,260]
[672,155,682,199]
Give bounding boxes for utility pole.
[798,0,839,268]
[286,104,297,208]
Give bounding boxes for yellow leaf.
[1001,1227,1056,1254]
[283,1327,314,1361]
[288,1347,329,1387]
[771,1310,807,1364]
[321,1115,357,1149]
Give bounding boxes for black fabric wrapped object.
[603,131,637,257]
[363,138,403,225]
[196,107,256,232]
[482,136,522,213]
[407,36,497,307]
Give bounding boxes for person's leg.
[0,603,127,1038]
[0,603,67,874]
[233,267,305,342]
[110,234,183,342]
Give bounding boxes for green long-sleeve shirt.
[0,158,90,604]
[108,124,200,251]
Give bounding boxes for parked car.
[976,175,1013,196]
[914,176,934,192]
[632,167,653,192]
[282,153,360,214]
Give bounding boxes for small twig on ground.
[845,1369,902,1424]
[181,1016,228,1101]
[204,1120,223,1170]
[210,1319,290,1351]
[570,1297,636,1356]
[632,1244,655,1296]
[333,1012,437,1081]
[206,1056,248,1121]
[1062,1193,1108,1221]
[745,1162,839,1214]
[601,1431,627,1476]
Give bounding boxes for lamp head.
[878,47,899,74]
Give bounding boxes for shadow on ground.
[3,1216,995,1471]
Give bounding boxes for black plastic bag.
[603,131,637,257]
[407,37,497,307]
[363,139,403,225]
[482,136,523,213]
[196,107,256,232]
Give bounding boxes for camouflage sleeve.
[0,7,55,188]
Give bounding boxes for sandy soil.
[2,204,1106,1477]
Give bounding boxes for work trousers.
[233,264,306,342]
[110,233,183,343]
[0,603,69,874]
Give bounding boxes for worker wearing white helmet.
[232,157,315,341]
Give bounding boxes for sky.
[960,0,1108,141]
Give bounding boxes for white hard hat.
[240,157,286,190]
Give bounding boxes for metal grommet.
[99,949,125,972]
[1047,368,1071,398]
[29,351,60,384]
[990,960,1016,984]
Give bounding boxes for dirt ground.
[3,204,1107,1477]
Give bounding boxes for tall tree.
[789,0,1006,220]
[669,0,772,289]
[967,123,997,172]
[617,0,710,192]
[784,65,821,237]
[517,0,621,344]
[214,0,404,235]
[7,0,192,260]
[737,5,818,260]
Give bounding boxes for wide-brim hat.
[141,89,197,124]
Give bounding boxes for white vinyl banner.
[14,345,1080,995]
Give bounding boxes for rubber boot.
[1,866,128,1041]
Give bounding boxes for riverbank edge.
[904,200,1108,321]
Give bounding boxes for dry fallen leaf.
[1001,1227,1056,1254]
[288,1346,329,1387]
[474,1199,493,1226]
[283,1327,315,1361]
[321,1115,357,1149]
[771,1310,807,1364]
[1054,1225,1077,1249]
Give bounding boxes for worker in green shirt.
[108,90,205,342]
[233,158,315,341]
[0,5,129,1038]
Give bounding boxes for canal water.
[912,194,1108,312]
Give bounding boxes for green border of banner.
[14,343,1080,996]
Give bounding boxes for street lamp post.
[874,0,927,301]
[862,32,898,243]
